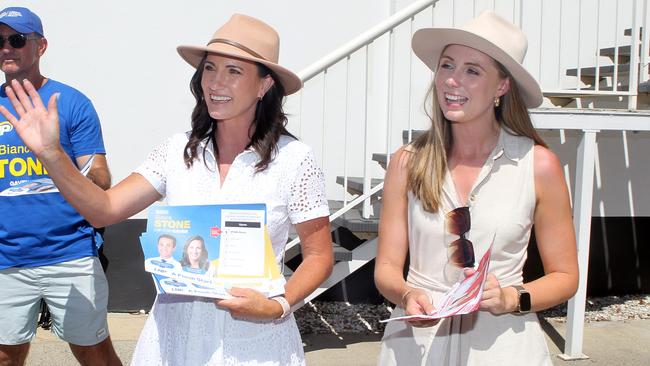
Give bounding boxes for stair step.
[545,90,603,98]
[545,85,631,98]
[623,27,643,37]
[639,80,650,93]
[335,176,383,194]
[332,243,353,262]
[285,203,359,263]
[330,225,368,250]
[372,153,389,169]
[286,241,362,262]
[332,209,380,233]
[566,63,630,77]
[402,129,427,144]
[600,45,632,58]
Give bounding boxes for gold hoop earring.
[494,97,500,107]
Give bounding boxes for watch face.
[519,291,532,312]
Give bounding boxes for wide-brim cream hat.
[177,13,302,96]
[411,11,543,108]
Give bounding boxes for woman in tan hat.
[0,14,332,365]
[374,11,578,365]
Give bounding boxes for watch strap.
[513,285,531,314]
[271,296,291,319]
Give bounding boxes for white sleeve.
[287,150,330,224]
[133,137,172,196]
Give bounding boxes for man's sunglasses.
[0,34,40,49]
[445,206,475,268]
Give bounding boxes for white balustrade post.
[362,46,372,219]
[628,0,641,109]
[559,129,598,360]
[640,0,650,84]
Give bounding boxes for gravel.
[539,294,650,323]
[295,301,391,335]
[294,294,650,334]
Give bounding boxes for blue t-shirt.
[0,79,106,269]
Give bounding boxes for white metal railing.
[642,0,650,85]
[283,182,384,254]
[539,0,649,106]
[294,0,438,220]
[298,0,438,83]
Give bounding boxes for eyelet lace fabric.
[130,133,329,365]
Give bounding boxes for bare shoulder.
[533,145,569,202]
[383,145,412,193]
[533,145,564,182]
[386,145,412,173]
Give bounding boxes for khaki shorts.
[0,256,109,346]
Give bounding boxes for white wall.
[2,0,390,185]
[541,129,650,217]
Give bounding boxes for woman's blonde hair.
[407,60,546,213]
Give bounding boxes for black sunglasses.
[445,206,475,268]
[0,34,39,49]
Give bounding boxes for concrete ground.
[24,313,650,365]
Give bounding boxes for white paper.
[217,208,266,277]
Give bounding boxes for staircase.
[284,128,426,307]
[566,28,650,100]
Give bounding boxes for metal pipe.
[298,0,437,82]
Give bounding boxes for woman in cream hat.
[1,14,332,365]
[374,11,578,365]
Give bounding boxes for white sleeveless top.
[379,128,553,366]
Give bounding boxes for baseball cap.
[0,7,44,36]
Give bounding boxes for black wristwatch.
[513,285,531,314]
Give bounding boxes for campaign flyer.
[380,246,492,322]
[140,204,285,299]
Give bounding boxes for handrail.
[283,182,384,252]
[297,0,437,82]
[286,0,436,250]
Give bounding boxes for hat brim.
[412,28,543,108]
[177,43,302,96]
[0,21,31,35]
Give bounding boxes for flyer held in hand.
[140,204,285,299]
[381,246,492,322]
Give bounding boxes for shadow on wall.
[524,217,650,295]
[102,219,156,312]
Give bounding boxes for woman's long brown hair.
[183,56,296,172]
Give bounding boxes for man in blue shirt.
[0,7,121,365]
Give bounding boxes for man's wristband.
[271,296,291,319]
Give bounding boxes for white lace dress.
[129,133,329,366]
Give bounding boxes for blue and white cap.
[0,7,44,36]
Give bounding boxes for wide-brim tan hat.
[177,13,302,96]
[411,11,543,108]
